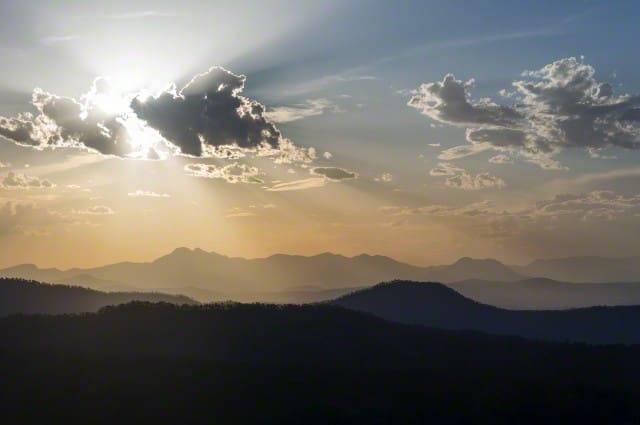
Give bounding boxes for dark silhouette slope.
[2,302,640,424]
[331,281,640,344]
[0,278,196,316]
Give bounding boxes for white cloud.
[127,190,171,198]
[430,163,505,190]
[184,162,264,184]
[375,173,393,182]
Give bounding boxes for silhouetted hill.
[515,256,640,282]
[426,257,522,282]
[331,281,640,344]
[448,278,640,309]
[0,248,524,301]
[2,302,640,424]
[0,278,196,316]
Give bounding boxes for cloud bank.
[0,67,314,165]
[409,57,640,167]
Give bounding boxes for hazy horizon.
[5,244,640,271]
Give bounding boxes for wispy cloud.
[40,35,78,46]
[283,74,375,97]
[265,98,342,123]
[375,14,582,66]
[266,178,326,192]
[105,11,182,20]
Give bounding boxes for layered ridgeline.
[331,281,640,344]
[2,302,640,424]
[0,249,523,302]
[3,248,640,306]
[0,278,196,316]
[3,277,640,344]
[448,278,640,310]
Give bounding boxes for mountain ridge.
[331,280,640,344]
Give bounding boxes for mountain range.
[4,277,640,344]
[3,248,640,306]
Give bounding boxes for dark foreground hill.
[1,302,640,424]
[0,278,196,316]
[332,281,640,344]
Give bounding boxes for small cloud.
[1,172,55,190]
[127,190,171,198]
[438,143,492,160]
[0,161,10,168]
[374,173,393,182]
[310,167,358,181]
[323,151,333,159]
[76,205,115,215]
[185,163,264,184]
[427,143,441,147]
[430,163,505,190]
[489,154,513,164]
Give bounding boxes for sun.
[80,76,170,158]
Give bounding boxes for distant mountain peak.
[453,257,503,266]
[2,263,39,272]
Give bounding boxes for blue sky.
[0,0,639,268]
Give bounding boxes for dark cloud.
[408,74,522,127]
[131,67,283,157]
[0,68,314,163]
[0,79,138,156]
[310,167,357,181]
[409,57,640,167]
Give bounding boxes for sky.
[1,0,640,268]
